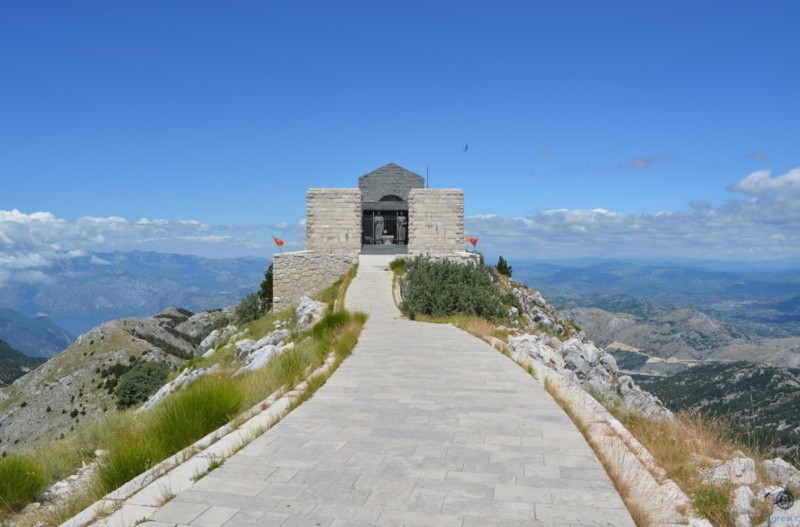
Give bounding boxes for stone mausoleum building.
[273,163,478,310]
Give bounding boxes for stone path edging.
[61,353,342,527]
[505,348,705,526]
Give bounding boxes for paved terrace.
[143,255,634,526]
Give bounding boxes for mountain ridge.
[0,339,46,387]
[0,250,269,335]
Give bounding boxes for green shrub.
[236,292,262,325]
[389,258,406,273]
[500,292,524,315]
[115,361,171,409]
[0,455,47,512]
[400,256,504,320]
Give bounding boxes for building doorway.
[362,210,408,246]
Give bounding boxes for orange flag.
[272,234,285,247]
[464,237,478,248]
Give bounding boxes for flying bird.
[463,143,469,152]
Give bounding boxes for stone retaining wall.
[273,251,358,311]
[408,189,464,255]
[305,188,362,253]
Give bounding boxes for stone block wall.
[305,188,362,253]
[273,251,358,312]
[407,189,465,256]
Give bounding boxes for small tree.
[259,263,274,312]
[236,292,262,324]
[496,256,512,277]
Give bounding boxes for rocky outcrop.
[296,297,326,332]
[506,328,671,420]
[763,458,800,488]
[233,326,294,376]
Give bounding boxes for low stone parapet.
[273,251,358,311]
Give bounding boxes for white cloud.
[467,167,800,262]
[727,168,800,196]
[0,210,276,285]
[89,255,111,265]
[178,235,232,244]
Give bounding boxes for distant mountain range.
[514,260,800,454]
[0,309,74,358]
[0,251,269,336]
[0,339,45,386]
[514,260,800,337]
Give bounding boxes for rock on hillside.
[494,275,671,420]
[559,299,800,369]
[0,307,232,456]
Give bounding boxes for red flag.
[464,237,478,247]
[272,235,285,247]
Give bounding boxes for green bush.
[115,361,171,409]
[389,258,406,272]
[236,292,262,325]
[400,256,504,320]
[0,455,47,512]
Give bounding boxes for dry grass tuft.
[413,314,496,342]
[614,410,739,494]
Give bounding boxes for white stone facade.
[272,168,470,311]
[305,188,362,253]
[408,189,465,255]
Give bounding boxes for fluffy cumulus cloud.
[467,167,800,262]
[0,211,270,285]
[727,168,800,196]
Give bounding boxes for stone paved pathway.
[144,255,634,526]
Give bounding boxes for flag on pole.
[464,237,478,250]
[272,234,285,252]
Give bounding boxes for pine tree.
[259,263,274,312]
[496,256,512,277]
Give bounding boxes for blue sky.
[2,1,799,282]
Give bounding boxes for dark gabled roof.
[358,163,425,203]
[359,163,424,182]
